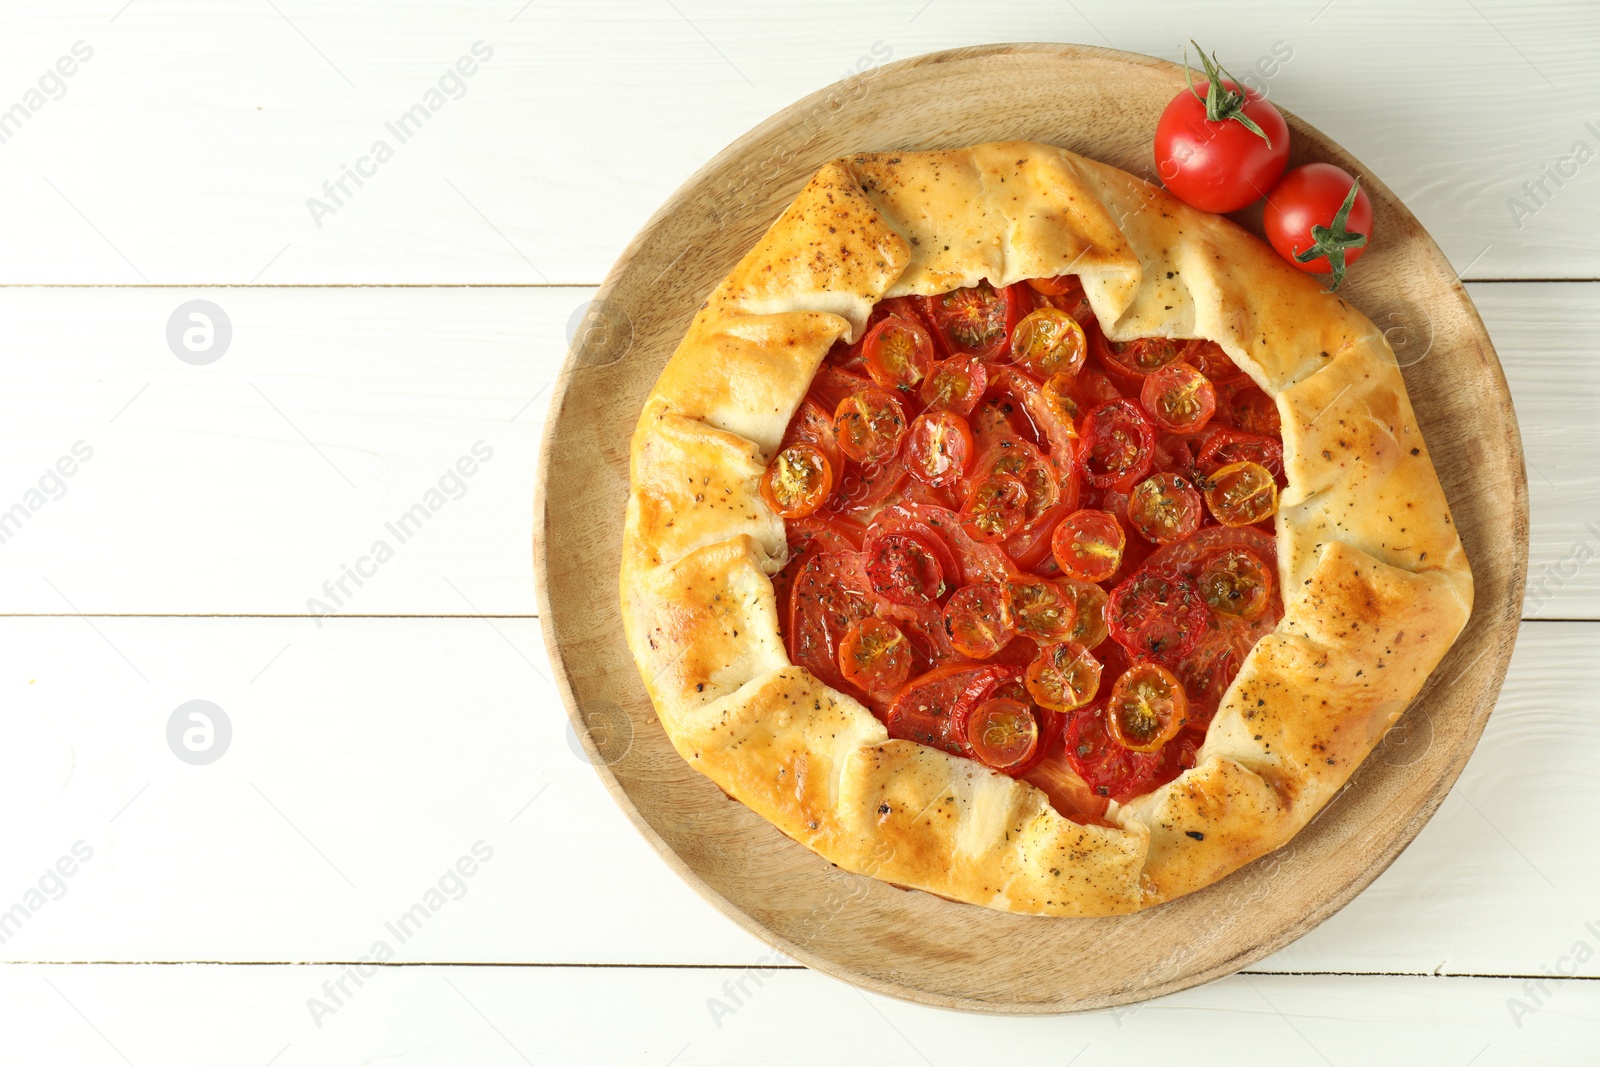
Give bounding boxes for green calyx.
[1294,179,1368,292]
[1184,39,1271,147]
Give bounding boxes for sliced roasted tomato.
[1196,545,1274,619]
[904,411,974,489]
[885,664,1011,758]
[1225,383,1282,437]
[760,442,834,519]
[1204,461,1279,527]
[828,459,907,516]
[861,313,934,392]
[1061,578,1111,650]
[1106,570,1207,661]
[942,583,1014,659]
[1197,426,1285,483]
[786,551,878,693]
[1025,640,1102,711]
[1187,340,1248,385]
[875,502,1015,586]
[1079,398,1155,490]
[966,697,1039,769]
[1063,699,1180,804]
[1106,662,1189,753]
[959,472,1028,543]
[781,397,843,473]
[1051,509,1125,583]
[1094,332,1189,380]
[1144,524,1277,581]
[916,281,1030,360]
[834,389,908,465]
[863,520,957,605]
[919,357,989,416]
[838,617,913,695]
[1010,307,1087,376]
[807,364,874,414]
[1126,473,1204,545]
[1003,576,1078,642]
[1140,362,1217,433]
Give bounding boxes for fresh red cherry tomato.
[760,442,834,519]
[1051,509,1125,584]
[966,696,1039,769]
[916,281,1029,360]
[904,411,974,489]
[1264,163,1374,291]
[838,617,913,694]
[1154,43,1289,213]
[861,313,934,391]
[833,389,907,465]
[1141,362,1217,433]
[942,583,1014,660]
[1106,662,1190,752]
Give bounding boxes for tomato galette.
[620,142,1472,916]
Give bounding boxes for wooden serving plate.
[534,43,1527,1013]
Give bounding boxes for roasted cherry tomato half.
[941,583,1014,660]
[1024,640,1102,712]
[863,522,956,605]
[760,442,834,519]
[1127,473,1204,545]
[1107,662,1190,752]
[1226,384,1281,437]
[838,616,913,694]
[1140,362,1217,433]
[1079,398,1156,490]
[974,440,1060,530]
[1004,577,1078,642]
[965,696,1040,769]
[1196,545,1274,619]
[1106,570,1207,661]
[1050,509,1125,584]
[1010,307,1087,377]
[904,411,974,489]
[1063,579,1111,649]
[860,313,934,392]
[916,281,1028,360]
[833,389,907,465]
[919,357,989,416]
[960,472,1028,543]
[1204,460,1279,527]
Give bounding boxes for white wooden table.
[0,2,1595,1063]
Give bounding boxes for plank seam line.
[1,962,1596,980]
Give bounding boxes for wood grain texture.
[536,44,1527,1012]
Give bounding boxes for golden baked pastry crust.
[619,142,1473,916]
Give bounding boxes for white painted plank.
[0,282,1591,617]
[0,1,1595,284]
[0,965,1595,1066]
[0,615,1593,979]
